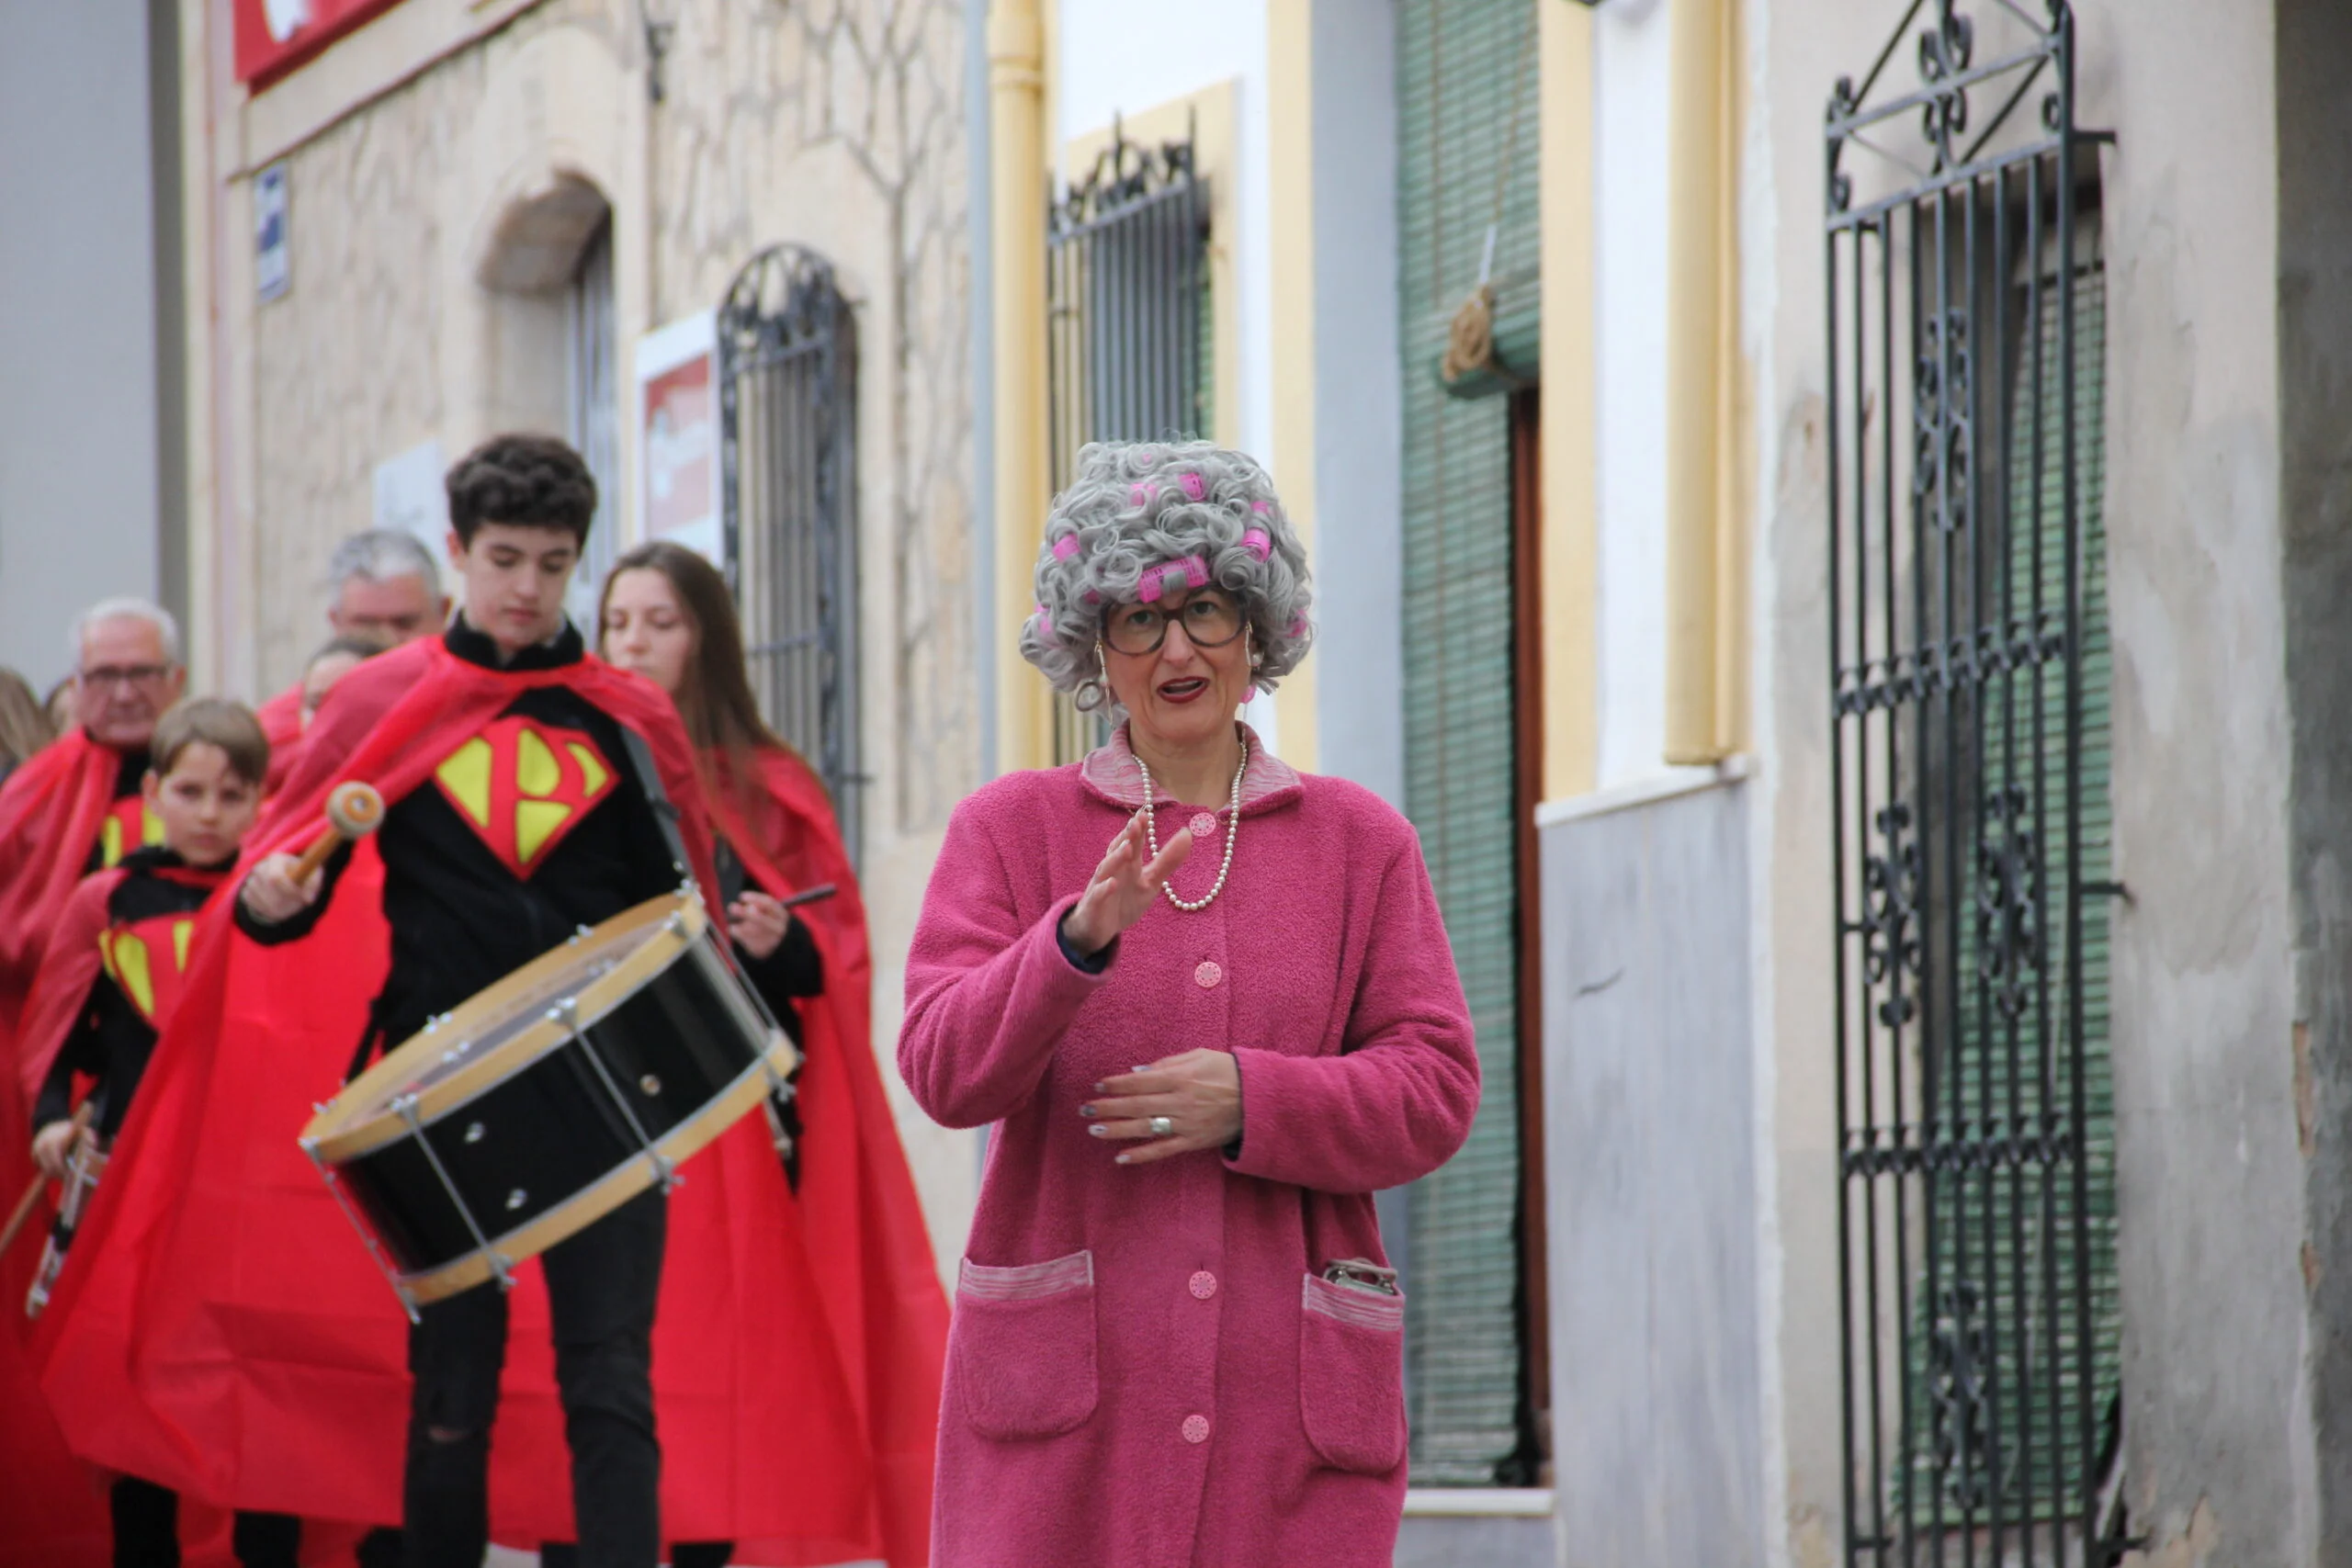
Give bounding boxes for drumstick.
[287,782,386,883]
[775,883,837,910]
[0,1102,95,1261]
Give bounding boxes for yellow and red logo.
[432,716,617,879]
[97,798,165,869]
[98,915,198,1027]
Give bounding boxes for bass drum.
[300,889,797,1308]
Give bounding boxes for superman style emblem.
[432,716,617,878]
[99,915,198,1027]
[97,798,165,868]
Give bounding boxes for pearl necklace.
[1134,735,1248,913]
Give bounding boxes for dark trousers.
[108,1475,300,1567]
[401,1188,667,1568]
[539,1541,732,1568]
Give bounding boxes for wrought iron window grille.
[718,244,863,861]
[1046,113,1210,765]
[1824,3,2129,1564]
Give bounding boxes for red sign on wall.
[233,0,409,88]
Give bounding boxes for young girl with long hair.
[596,540,946,1568]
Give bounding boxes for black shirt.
[239,617,688,1056]
[34,846,225,1138]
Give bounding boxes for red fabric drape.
[33,642,887,1556]
[714,747,947,1568]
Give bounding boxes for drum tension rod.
[394,1093,515,1294]
[557,998,679,1193]
[301,1134,422,1324]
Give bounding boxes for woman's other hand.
[1062,810,1191,957]
[1080,1049,1242,1165]
[29,1119,79,1181]
[729,889,790,960]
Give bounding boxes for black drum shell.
[335,938,769,1278]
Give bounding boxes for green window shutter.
[1395,0,1541,1487]
[1915,225,2118,1521]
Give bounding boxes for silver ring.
[1148,1115,1175,1138]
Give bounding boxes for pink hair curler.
[1286,613,1308,638]
[1239,528,1272,561]
[1051,534,1080,561]
[1137,555,1211,603]
[1178,472,1207,502]
[1250,500,1273,515]
[1035,604,1052,636]
[1128,481,1160,508]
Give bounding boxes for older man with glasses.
[0,598,188,1052]
[0,597,187,1556]
[254,531,451,788]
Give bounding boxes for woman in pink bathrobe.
[899,439,1481,1567]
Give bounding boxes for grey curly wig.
[1018,440,1313,713]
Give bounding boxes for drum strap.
[617,728,697,894]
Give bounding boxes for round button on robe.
[1193,960,1223,989]
[1188,1269,1217,1300]
[1182,1414,1212,1444]
[1188,810,1219,840]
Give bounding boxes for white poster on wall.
[374,439,450,599]
[634,311,721,567]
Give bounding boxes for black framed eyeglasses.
[1102,588,1246,656]
[78,663,173,690]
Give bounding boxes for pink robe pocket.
[1297,1274,1408,1475]
[952,1251,1100,1440]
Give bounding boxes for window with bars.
[1825,5,2122,1559]
[1044,120,1210,766]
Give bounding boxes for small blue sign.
[256,163,289,302]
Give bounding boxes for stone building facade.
[178,0,985,1270]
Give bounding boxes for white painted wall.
[1306,0,1405,807]
[1592,0,1674,789]
[0,6,165,693]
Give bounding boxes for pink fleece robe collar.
[1078,723,1302,817]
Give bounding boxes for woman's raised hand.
[1061,809,1191,958]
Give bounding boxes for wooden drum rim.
[299,889,709,1166]
[388,1029,797,1304]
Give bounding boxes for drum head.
[302,891,707,1162]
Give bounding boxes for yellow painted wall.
[1539,1,1598,800]
[1265,0,1317,772]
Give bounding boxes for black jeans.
[107,1475,300,1567]
[539,1542,731,1568]
[401,1188,667,1568]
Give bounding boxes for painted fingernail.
[1080,1104,1097,1118]
[1114,1154,1132,1165]
[1131,1066,1151,1075]
[1092,1082,1106,1093]
[1090,1124,1108,1138]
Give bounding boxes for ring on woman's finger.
[1148,1115,1174,1137]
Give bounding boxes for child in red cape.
[598,539,947,1568]
[36,439,885,1566]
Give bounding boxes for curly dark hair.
[445,433,598,546]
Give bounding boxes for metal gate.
[1045,118,1208,762]
[1825,4,2121,1562]
[718,243,859,859]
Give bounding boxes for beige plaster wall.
[220,0,983,1280]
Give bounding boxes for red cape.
[0,733,130,1562]
[254,682,304,795]
[34,639,887,1557]
[714,747,947,1568]
[13,869,125,1109]
[0,731,125,1057]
